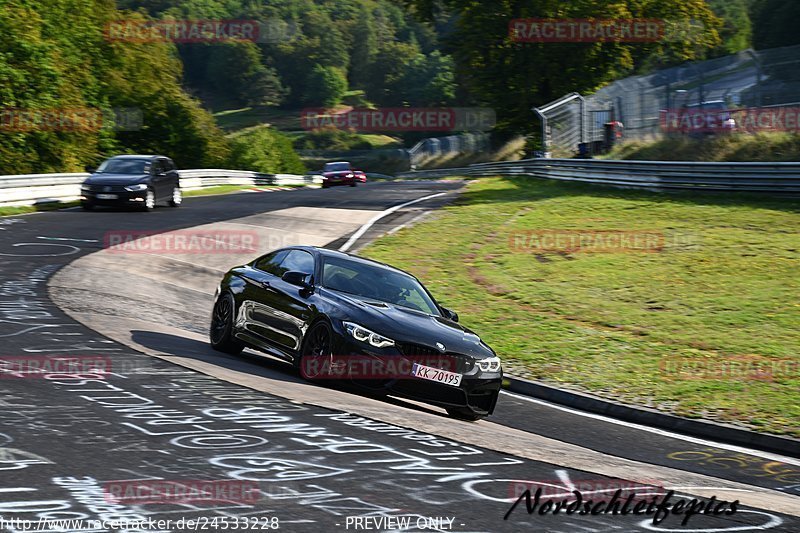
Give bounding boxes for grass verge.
[361,177,800,437]
[0,201,79,217]
[183,185,260,197]
[183,185,309,197]
[605,132,800,162]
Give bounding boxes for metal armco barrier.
[0,170,321,207]
[396,159,800,195]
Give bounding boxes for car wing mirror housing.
[282,271,314,290]
[440,306,459,322]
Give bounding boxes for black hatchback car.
[81,155,181,211]
[210,246,502,420]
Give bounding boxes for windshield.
[324,163,351,172]
[96,158,149,174]
[321,256,439,315]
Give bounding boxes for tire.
[321,184,328,189]
[209,292,244,355]
[142,188,156,211]
[350,181,357,187]
[168,186,182,207]
[81,202,94,211]
[298,321,335,382]
[446,407,483,422]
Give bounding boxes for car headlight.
[476,356,502,372]
[346,173,354,177]
[80,184,91,191]
[124,183,148,192]
[343,322,395,348]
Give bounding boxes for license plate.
[411,363,462,387]
[96,193,118,199]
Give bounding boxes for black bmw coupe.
[209,246,502,420]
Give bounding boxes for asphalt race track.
[0,181,798,532]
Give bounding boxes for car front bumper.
[322,175,356,186]
[81,190,148,206]
[328,335,502,417]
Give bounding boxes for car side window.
[254,250,289,276]
[151,160,164,175]
[165,159,176,171]
[277,250,315,277]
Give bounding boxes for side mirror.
[85,165,96,173]
[440,306,459,322]
[282,271,313,289]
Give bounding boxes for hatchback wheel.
[143,188,156,211]
[169,187,182,207]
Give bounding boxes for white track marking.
[500,390,800,466]
[37,236,98,243]
[338,192,447,252]
[0,243,79,257]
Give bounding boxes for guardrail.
[396,159,800,194]
[0,170,322,207]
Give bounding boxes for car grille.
[88,184,127,192]
[398,343,474,373]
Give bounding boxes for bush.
[605,133,800,162]
[228,127,307,174]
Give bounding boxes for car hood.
[85,173,149,184]
[323,289,495,359]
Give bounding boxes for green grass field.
[361,177,800,437]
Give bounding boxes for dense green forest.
[0,0,796,174]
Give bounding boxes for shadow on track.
[130,329,448,419]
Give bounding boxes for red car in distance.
[321,161,366,188]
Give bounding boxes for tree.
[708,0,752,55]
[400,0,721,135]
[303,64,348,107]
[246,67,287,107]
[0,0,231,173]
[751,0,800,49]
[397,51,456,106]
[203,43,286,107]
[349,6,378,89]
[364,41,420,105]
